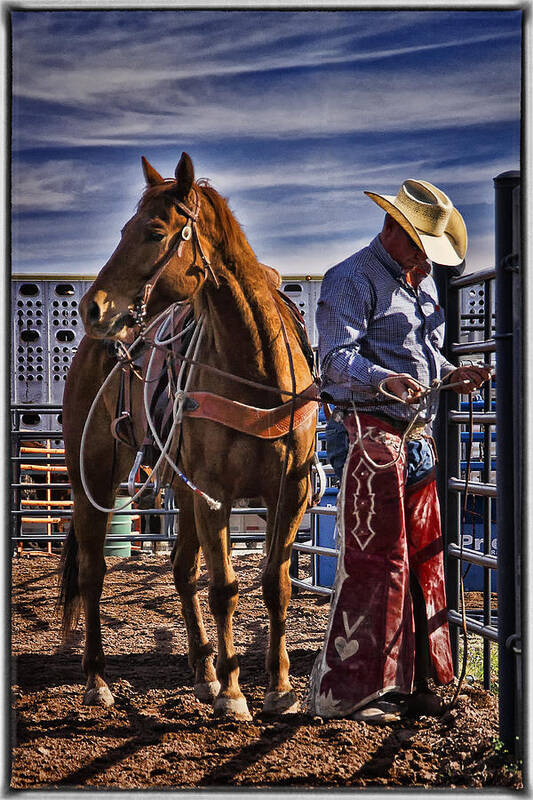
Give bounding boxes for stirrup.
[310,452,327,505]
[127,450,160,498]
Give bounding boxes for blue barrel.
[315,487,339,588]
[104,500,135,557]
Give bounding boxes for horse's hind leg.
[60,492,114,706]
[78,499,114,706]
[61,403,128,706]
[171,490,220,703]
[193,497,251,721]
[262,475,309,715]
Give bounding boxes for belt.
[333,406,406,432]
[333,407,430,439]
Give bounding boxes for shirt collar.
[369,234,404,279]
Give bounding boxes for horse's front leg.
[193,497,251,721]
[262,474,309,715]
[171,488,219,703]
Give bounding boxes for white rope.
[349,373,470,472]
[79,304,187,514]
[142,314,222,511]
[152,308,198,347]
[79,302,221,514]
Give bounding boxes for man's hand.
[383,375,425,404]
[447,364,492,394]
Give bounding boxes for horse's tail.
[56,523,81,639]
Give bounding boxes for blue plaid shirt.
[316,235,456,423]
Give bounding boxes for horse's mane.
[196,180,259,272]
[137,175,308,387]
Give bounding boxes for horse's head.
[80,152,217,340]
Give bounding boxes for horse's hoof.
[213,695,252,721]
[263,690,299,715]
[83,685,115,707]
[194,680,221,703]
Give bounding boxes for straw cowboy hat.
[364,179,467,266]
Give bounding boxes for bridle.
[130,186,220,333]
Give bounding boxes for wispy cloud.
[12,10,520,150]
[10,9,521,277]
[14,29,519,103]
[13,10,519,101]
[12,146,512,218]
[13,59,520,149]
[12,160,103,211]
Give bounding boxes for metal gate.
[434,171,522,756]
[10,406,298,551]
[12,277,94,421]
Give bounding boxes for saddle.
[110,292,320,481]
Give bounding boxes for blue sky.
[10,9,522,277]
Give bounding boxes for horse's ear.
[142,157,165,186]
[174,152,195,198]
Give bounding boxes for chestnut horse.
[59,153,318,720]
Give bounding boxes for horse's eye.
[147,231,165,242]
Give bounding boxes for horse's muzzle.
[81,304,131,339]
[80,290,134,339]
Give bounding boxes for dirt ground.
[11,550,523,789]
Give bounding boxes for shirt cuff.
[441,361,457,378]
[368,364,397,390]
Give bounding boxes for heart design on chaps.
[334,635,359,661]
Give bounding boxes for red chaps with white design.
[308,413,453,718]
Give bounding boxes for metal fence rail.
[493,171,522,756]
[445,266,497,695]
[434,170,522,757]
[10,405,310,550]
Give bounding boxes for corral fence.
[10,172,522,755]
[437,171,522,758]
[10,275,323,556]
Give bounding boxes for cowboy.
[308,179,491,724]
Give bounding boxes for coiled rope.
[350,372,470,471]
[79,303,221,514]
[143,313,222,511]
